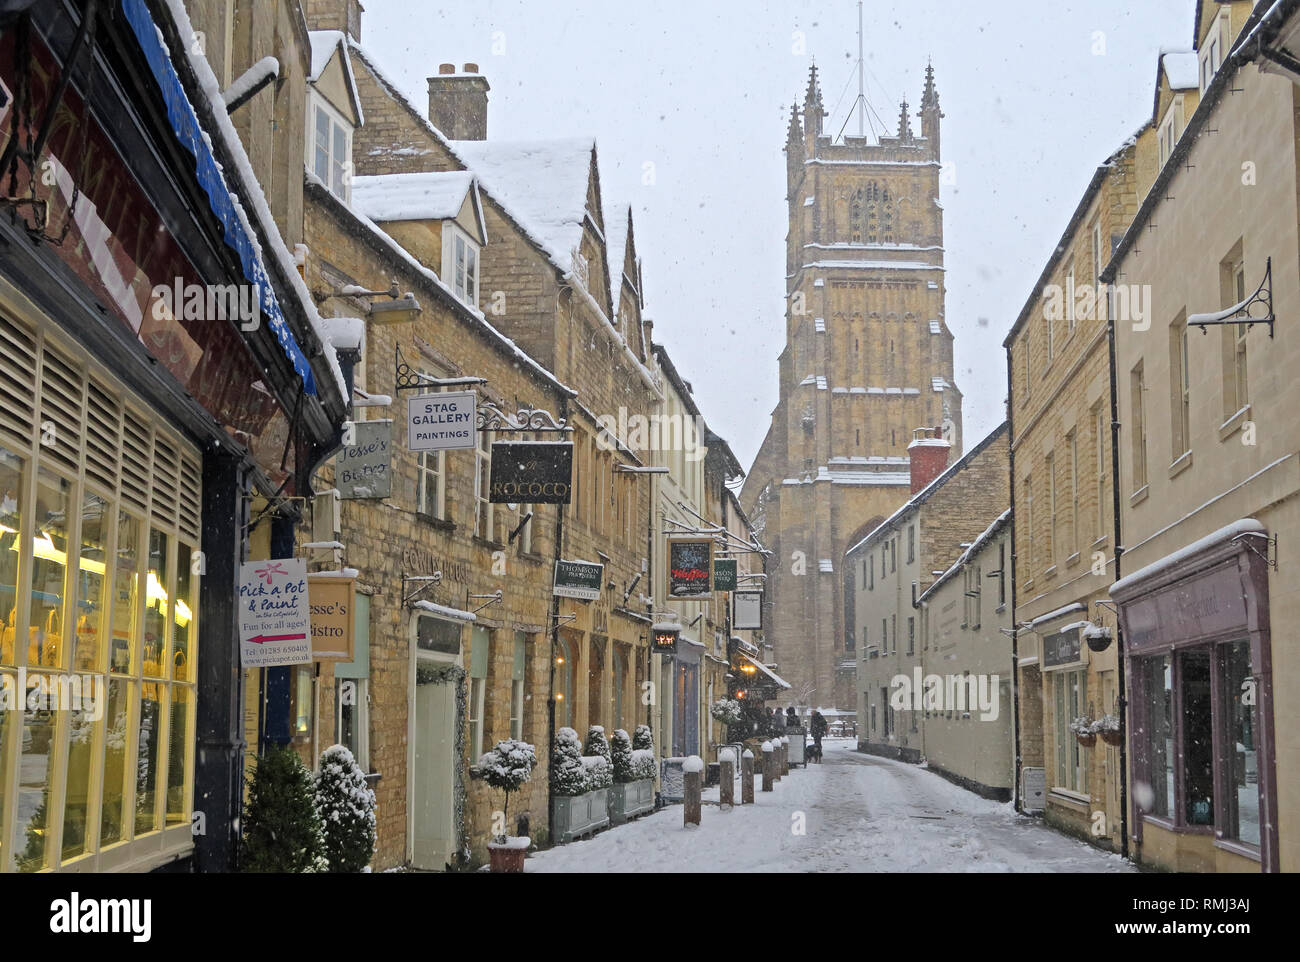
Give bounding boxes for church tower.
[743,63,962,710]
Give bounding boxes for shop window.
[555,636,574,730]
[1053,669,1088,794]
[1221,642,1260,846]
[335,593,371,770]
[469,626,490,759]
[511,631,527,741]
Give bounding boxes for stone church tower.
[743,63,962,710]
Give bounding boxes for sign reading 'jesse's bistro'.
[490,441,574,504]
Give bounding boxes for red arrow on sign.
[248,633,308,645]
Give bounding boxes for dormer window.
[443,224,480,309]
[1157,95,1184,170]
[1199,12,1229,95]
[308,92,353,203]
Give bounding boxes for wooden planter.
[1075,732,1097,748]
[1100,729,1124,747]
[609,778,655,824]
[552,788,610,843]
[487,837,529,873]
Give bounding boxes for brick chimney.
[428,64,490,141]
[908,426,951,495]
[302,0,365,41]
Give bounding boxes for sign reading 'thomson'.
[489,441,573,504]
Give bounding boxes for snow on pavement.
[528,739,1134,873]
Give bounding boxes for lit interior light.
[13,532,106,575]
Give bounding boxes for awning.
[122,0,317,394]
[739,654,791,690]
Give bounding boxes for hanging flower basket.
[1096,714,1123,747]
[1100,729,1123,747]
[1069,716,1098,747]
[1076,732,1097,748]
[1085,626,1113,653]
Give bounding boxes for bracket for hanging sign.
[1232,531,1279,570]
[394,345,488,393]
[468,589,504,614]
[401,572,442,607]
[1187,258,1275,339]
[477,402,572,434]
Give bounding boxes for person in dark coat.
[810,710,828,749]
[786,707,800,731]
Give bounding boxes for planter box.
[609,778,655,824]
[552,788,610,843]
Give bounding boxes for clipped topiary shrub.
[471,738,536,842]
[552,726,587,797]
[315,745,377,873]
[611,729,635,783]
[241,745,326,873]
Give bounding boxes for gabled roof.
[605,203,636,315]
[917,509,1011,604]
[307,30,364,126]
[449,137,596,278]
[1153,49,1199,122]
[845,421,1009,558]
[350,171,488,241]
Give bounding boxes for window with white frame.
[474,428,495,542]
[307,92,352,203]
[1157,96,1183,170]
[469,626,490,759]
[442,225,480,309]
[1199,13,1228,95]
[1054,669,1089,794]
[510,631,526,741]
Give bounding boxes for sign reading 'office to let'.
[407,390,477,452]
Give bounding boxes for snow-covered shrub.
[315,745,377,873]
[552,727,587,797]
[633,724,653,752]
[584,725,611,765]
[710,698,743,726]
[582,754,612,792]
[241,745,325,873]
[471,738,536,841]
[631,748,657,781]
[611,729,635,783]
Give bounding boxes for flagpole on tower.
[857,1,865,137]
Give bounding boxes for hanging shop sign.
[489,441,574,504]
[714,558,738,592]
[337,420,392,499]
[553,560,604,601]
[238,558,312,668]
[652,625,680,655]
[308,574,356,662]
[407,391,477,452]
[732,590,764,631]
[1042,628,1085,670]
[668,538,714,599]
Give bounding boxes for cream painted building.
[1105,0,1300,873]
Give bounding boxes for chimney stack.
[428,64,490,141]
[303,0,365,42]
[908,426,951,495]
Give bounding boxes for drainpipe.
[1006,347,1022,814]
[1106,296,1130,860]
[546,395,569,845]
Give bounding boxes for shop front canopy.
[738,654,791,691]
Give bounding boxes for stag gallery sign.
[407,391,477,452]
[668,538,714,599]
[489,441,573,504]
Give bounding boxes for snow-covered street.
[529,739,1135,873]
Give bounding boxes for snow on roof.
[412,600,477,623]
[351,171,477,223]
[152,0,346,401]
[307,30,363,125]
[604,203,633,313]
[740,654,792,690]
[1111,518,1266,598]
[1162,50,1200,90]
[918,508,1011,603]
[450,137,595,276]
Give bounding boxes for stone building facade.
[743,64,961,712]
[846,424,1008,764]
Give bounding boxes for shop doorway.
[409,614,464,871]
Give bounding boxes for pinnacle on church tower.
[898,99,914,143]
[787,101,803,146]
[922,59,940,109]
[803,62,826,140]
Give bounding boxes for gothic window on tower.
[850,191,864,244]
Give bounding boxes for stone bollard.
[742,750,755,804]
[781,736,790,776]
[773,737,782,783]
[683,755,703,827]
[719,749,736,811]
[761,741,774,792]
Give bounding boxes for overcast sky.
[363,0,1195,468]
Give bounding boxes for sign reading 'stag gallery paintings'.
[489,441,573,504]
[668,538,713,599]
[407,391,477,452]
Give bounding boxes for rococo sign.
[489,441,574,504]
